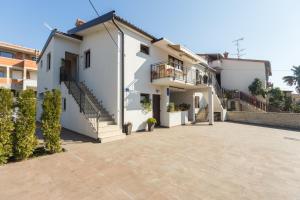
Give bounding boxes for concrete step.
[98,128,125,143]
[98,125,121,133]
[97,121,115,128]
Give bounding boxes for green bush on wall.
[0,89,14,165]
[14,89,38,160]
[41,89,62,153]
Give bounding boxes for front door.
[65,52,78,82]
[152,94,161,126]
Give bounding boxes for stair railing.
[60,66,100,133]
[212,76,227,108]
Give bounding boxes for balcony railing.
[150,62,212,85]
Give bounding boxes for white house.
[37,11,225,142]
[199,53,272,94]
[199,53,272,111]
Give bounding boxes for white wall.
[37,35,81,121]
[122,25,166,131]
[78,24,120,126]
[215,59,267,95]
[61,83,98,139]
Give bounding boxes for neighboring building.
[198,53,272,112]
[199,53,272,95]
[0,41,39,93]
[292,93,300,104]
[37,11,225,142]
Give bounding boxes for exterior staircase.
[196,106,209,122]
[63,80,125,143]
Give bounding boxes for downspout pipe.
[112,15,125,132]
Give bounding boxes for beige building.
[0,41,39,93]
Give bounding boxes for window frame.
[140,93,150,104]
[0,51,14,59]
[84,50,91,69]
[47,53,51,71]
[140,44,150,55]
[0,67,6,78]
[168,55,183,70]
[62,97,67,111]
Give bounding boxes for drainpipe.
[112,16,125,132]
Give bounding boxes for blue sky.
[1,0,299,92]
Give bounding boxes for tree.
[283,66,300,93]
[248,78,266,97]
[14,89,38,160]
[41,89,62,153]
[283,95,293,112]
[0,89,14,164]
[268,87,285,110]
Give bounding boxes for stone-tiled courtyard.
[1,122,300,200]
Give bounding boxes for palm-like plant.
[283,66,300,93]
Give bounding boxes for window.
[0,68,6,77]
[140,44,149,55]
[140,93,150,103]
[47,53,51,71]
[0,51,14,58]
[195,96,200,108]
[62,98,66,111]
[26,71,30,79]
[40,60,43,69]
[85,50,91,68]
[32,56,37,61]
[168,55,183,70]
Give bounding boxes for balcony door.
[168,55,183,70]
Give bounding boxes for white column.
[6,67,10,88]
[23,68,27,90]
[208,86,214,125]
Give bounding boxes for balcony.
[23,79,37,89]
[151,62,212,89]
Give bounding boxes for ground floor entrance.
[152,94,161,126]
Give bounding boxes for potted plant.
[147,118,157,132]
[124,122,133,135]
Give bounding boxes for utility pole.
[232,37,246,59]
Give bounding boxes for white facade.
[210,59,271,95]
[37,12,224,140]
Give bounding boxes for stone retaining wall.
[227,111,300,130]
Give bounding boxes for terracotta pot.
[148,123,155,132]
[124,124,132,135]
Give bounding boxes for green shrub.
[141,98,152,112]
[0,89,14,165]
[248,78,266,97]
[167,103,175,112]
[41,89,62,153]
[13,89,38,160]
[178,103,191,111]
[147,118,157,124]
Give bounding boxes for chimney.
[223,52,229,58]
[75,19,85,27]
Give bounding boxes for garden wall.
[227,111,300,130]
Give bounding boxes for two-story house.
[0,41,39,94]
[37,11,225,142]
[199,53,272,112]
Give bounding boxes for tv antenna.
[232,37,246,59]
[43,22,53,31]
